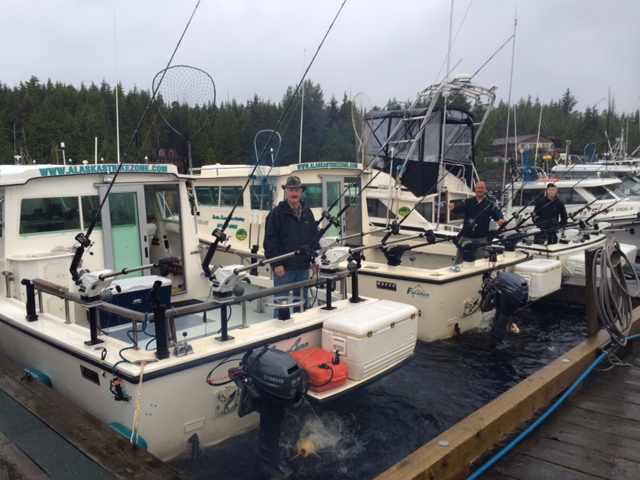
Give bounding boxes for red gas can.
[290,347,349,393]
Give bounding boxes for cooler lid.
[514,258,561,273]
[108,275,172,294]
[322,300,417,336]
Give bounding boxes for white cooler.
[514,258,562,300]
[321,300,418,381]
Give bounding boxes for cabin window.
[303,183,323,209]
[194,186,219,207]
[249,184,274,210]
[344,182,361,206]
[367,198,392,219]
[157,189,180,221]
[415,202,433,222]
[81,196,102,229]
[195,185,244,208]
[556,188,587,205]
[582,186,617,201]
[220,186,244,207]
[19,197,81,235]
[511,189,544,207]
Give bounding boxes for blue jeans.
[273,268,310,318]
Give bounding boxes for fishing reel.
[77,269,114,302]
[318,246,351,272]
[209,265,248,296]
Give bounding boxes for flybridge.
[38,164,170,177]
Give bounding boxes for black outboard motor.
[229,348,304,478]
[489,272,529,347]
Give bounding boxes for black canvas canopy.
[362,106,475,197]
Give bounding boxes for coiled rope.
[131,361,146,446]
[592,237,639,346]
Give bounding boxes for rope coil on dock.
[591,237,639,346]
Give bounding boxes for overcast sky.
[2,0,639,115]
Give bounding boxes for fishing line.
[201,0,348,277]
[71,0,203,279]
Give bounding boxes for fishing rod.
[318,62,478,240]
[353,81,499,247]
[383,33,518,234]
[581,193,640,226]
[70,0,203,283]
[200,0,348,278]
[493,157,610,237]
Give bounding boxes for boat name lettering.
[263,375,284,384]
[212,215,245,222]
[38,164,168,177]
[286,337,310,353]
[407,285,430,299]
[296,162,358,170]
[376,281,396,291]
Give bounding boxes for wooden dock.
[376,314,640,480]
[476,348,640,479]
[0,352,188,480]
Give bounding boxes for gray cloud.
[2,0,638,113]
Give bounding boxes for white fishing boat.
[0,162,419,473]
[195,76,584,344]
[504,175,640,255]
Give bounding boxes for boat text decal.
[296,162,358,170]
[38,164,169,177]
[406,285,430,299]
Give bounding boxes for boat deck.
[470,343,640,479]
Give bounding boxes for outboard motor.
[489,272,529,347]
[229,348,304,478]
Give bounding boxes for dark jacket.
[452,197,504,239]
[263,200,320,270]
[533,196,568,231]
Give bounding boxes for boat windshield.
[615,177,640,196]
[581,185,618,201]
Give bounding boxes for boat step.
[108,422,148,450]
[23,367,52,387]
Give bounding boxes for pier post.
[584,248,599,338]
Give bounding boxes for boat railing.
[22,269,354,359]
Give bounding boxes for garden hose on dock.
[591,237,640,346]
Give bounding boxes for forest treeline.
[1,76,639,169]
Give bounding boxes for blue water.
[170,303,588,479]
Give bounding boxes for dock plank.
[492,450,602,480]
[509,434,640,480]
[534,419,640,463]
[0,352,189,480]
[478,345,640,479]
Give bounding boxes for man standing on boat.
[264,176,320,317]
[533,183,567,245]
[449,181,506,264]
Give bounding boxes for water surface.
[171,303,588,479]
